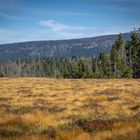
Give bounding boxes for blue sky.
[0,0,140,44]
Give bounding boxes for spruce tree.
[126,32,140,77]
[110,34,128,78]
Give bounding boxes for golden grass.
[0,78,140,140]
[93,120,140,140]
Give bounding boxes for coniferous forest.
[0,32,140,78]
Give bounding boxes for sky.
[0,0,140,44]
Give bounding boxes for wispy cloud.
[38,20,93,38]
[38,20,134,40]
[0,12,28,20]
[39,20,87,32]
[48,11,93,16]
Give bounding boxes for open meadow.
[0,78,140,140]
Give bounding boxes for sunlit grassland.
[0,78,140,140]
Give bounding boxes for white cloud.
[38,20,93,39]
[39,20,86,32]
[39,20,68,32]
[38,20,135,40]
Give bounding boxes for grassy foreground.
[0,78,140,140]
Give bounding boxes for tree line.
[0,32,140,78]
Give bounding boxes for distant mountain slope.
[0,32,137,61]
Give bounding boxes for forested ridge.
[0,32,140,78]
[0,32,133,61]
